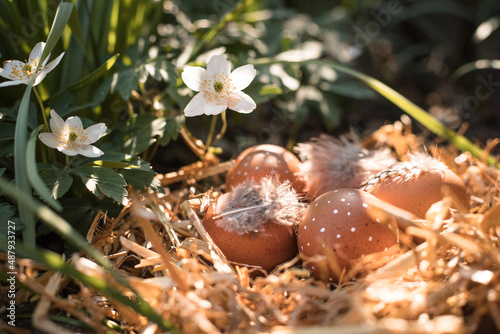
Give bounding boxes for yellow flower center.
[69,132,78,141]
[22,57,39,77]
[56,125,89,152]
[201,73,234,104]
[22,63,32,74]
[213,81,224,92]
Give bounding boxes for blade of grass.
[253,58,499,168]
[15,76,36,248]
[450,59,500,82]
[0,234,175,331]
[67,53,120,92]
[40,3,74,64]
[0,175,174,331]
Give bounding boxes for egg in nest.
[203,177,305,273]
[297,188,400,283]
[225,144,305,194]
[361,153,469,219]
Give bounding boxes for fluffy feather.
[214,177,304,234]
[295,134,397,197]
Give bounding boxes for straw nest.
[3,117,500,334]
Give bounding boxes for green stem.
[66,155,72,171]
[212,110,227,145]
[205,114,218,150]
[34,86,53,163]
[34,86,49,131]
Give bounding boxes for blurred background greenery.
[1,0,500,248]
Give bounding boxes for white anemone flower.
[39,110,107,157]
[0,42,64,87]
[181,55,257,117]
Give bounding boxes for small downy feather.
[214,177,305,234]
[360,153,450,191]
[294,134,397,197]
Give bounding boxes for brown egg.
[297,188,399,283]
[361,154,469,219]
[203,177,304,273]
[226,144,305,194]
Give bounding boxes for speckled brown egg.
[361,154,469,219]
[226,144,306,194]
[203,177,304,273]
[297,188,400,283]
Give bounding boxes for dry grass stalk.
[32,272,74,334]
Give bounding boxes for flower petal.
[40,52,51,67]
[230,64,256,90]
[28,42,45,63]
[181,66,206,91]
[76,145,104,158]
[228,91,256,114]
[204,103,227,115]
[84,123,107,144]
[49,109,65,136]
[58,146,79,156]
[207,55,230,77]
[184,93,208,117]
[0,80,26,87]
[0,60,27,80]
[65,116,84,131]
[34,52,65,86]
[39,132,62,149]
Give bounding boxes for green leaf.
[85,160,140,169]
[39,167,73,200]
[139,57,177,83]
[119,168,164,193]
[119,114,166,155]
[1,100,39,130]
[26,126,62,211]
[158,115,185,146]
[93,76,113,105]
[111,68,139,100]
[0,203,21,236]
[72,166,128,204]
[74,151,133,168]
